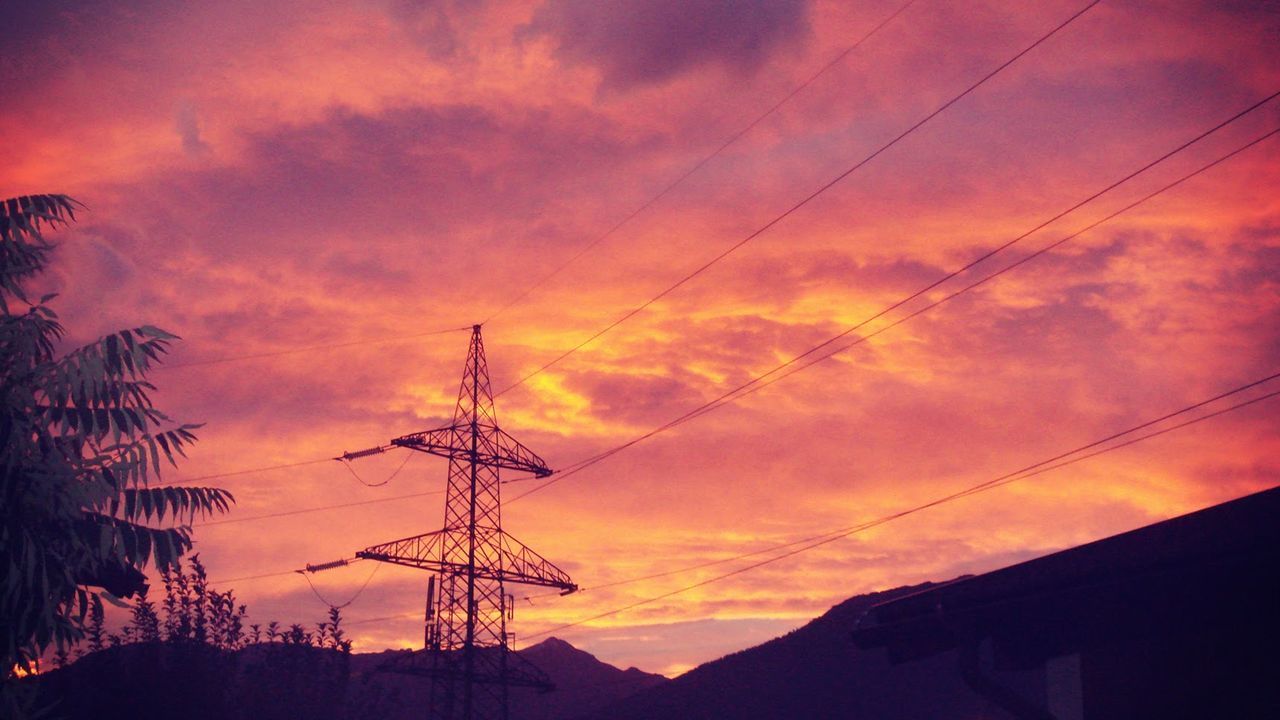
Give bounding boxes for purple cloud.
[523,0,812,91]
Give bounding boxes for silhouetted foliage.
[323,606,353,654]
[1,193,233,718]
[84,597,105,654]
[36,555,357,719]
[154,555,247,651]
[126,586,161,644]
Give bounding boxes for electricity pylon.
[342,325,577,720]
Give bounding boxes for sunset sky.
[4,0,1279,676]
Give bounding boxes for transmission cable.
[158,446,407,489]
[522,379,1280,639]
[198,367,1277,587]
[536,369,1279,594]
[172,109,1279,514]
[159,457,334,487]
[203,374,1277,616]
[668,124,1280,434]
[137,1,1152,499]
[174,79,1274,603]
[148,2,921,373]
[158,324,471,371]
[479,0,921,326]
[163,112,1280,545]
[211,556,361,586]
[494,0,1103,397]
[193,489,444,528]
[507,107,1280,502]
[317,371,1279,630]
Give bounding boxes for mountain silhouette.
[582,582,1005,720]
[349,638,667,720]
[28,636,666,720]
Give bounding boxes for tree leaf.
[99,590,131,609]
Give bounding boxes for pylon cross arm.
[356,529,577,593]
[391,424,553,477]
[498,531,577,592]
[357,529,447,567]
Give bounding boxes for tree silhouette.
[127,585,161,643]
[1,194,233,716]
[38,555,358,719]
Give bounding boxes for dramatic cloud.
[523,0,812,91]
[3,0,1278,675]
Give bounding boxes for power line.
[318,370,1280,633]
[521,379,1280,639]
[171,112,1280,516]
[493,0,1103,397]
[158,446,409,489]
[672,124,1280,431]
[193,489,444,528]
[344,611,419,627]
[172,117,1280,517]
[211,569,306,585]
[507,111,1280,502]
[196,163,1279,589]
[198,196,1277,640]
[159,33,1269,611]
[157,325,471,372]
[143,1,1190,500]
[186,367,1279,585]
[149,91,1275,556]
[210,556,363,585]
[199,374,1277,613]
[478,0,921,326]
[160,457,334,487]
[132,3,923,375]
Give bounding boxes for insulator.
[303,558,350,573]
[426,576,436,622]
[338,446,387,461]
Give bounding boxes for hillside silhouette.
[348,638,668,720]
[27,581,995,720]
[583,581,1009,720]
[29,636,666,720]
[33,480,1280,720]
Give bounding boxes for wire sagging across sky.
[478,0,922,326]
[519,373,1280,639]
[158,324,471,371]
[494,0,1104,397]
[157,0,1123,497]
[163,96,1279,532]
[507,96,1280,502]
[145,1,923,375]
[317,368,1278,628]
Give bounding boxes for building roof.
[852,485,1280,666]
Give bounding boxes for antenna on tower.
[351,325,577,720]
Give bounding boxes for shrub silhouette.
[35,555,355,720]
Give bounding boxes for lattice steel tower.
[344,325,577,720]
